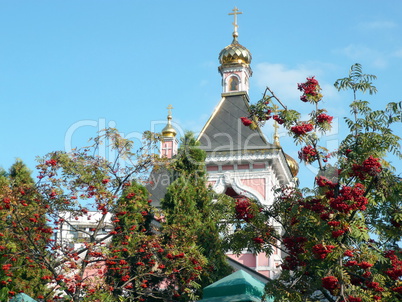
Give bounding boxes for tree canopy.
[0,131,231,301]
[161,132,233,293]
[0,64,401,302]
[236,63,402,302]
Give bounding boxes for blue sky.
[1,1,401,187]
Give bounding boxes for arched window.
[228,76,239,91]
[225,186,243,198]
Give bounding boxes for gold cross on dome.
[229,7,242,35]
[167,104,174,116]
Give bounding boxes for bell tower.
[160,105,178,159]
[197,7,298,279]
[218,7,252,94]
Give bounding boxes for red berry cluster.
[283,236,308,255]
[348,296,362,302]
[298,77,320,102]
[241,111,285,128]
[384,250,402,281]
[316,113,333,124]
[366,281,385,292]
[351,156,382,180]
[327,220,341,227]
[252,237,264,244]
[331,229,348,238]
[298,198,326,214]
[291,123,314,136]
[272,115,285,124]
[328,183,368,214]
[298,145,318,163]
[312,244,336,259]
[234,197,255,222]
[45,159,57,166]
[240,117,253,126]
[344,250,354,257]
[344,260,358,267]
[358,261,373,269]
[344,255,387,295]
[281,236,308,270]
[316,176,337,188]
[321,275,339,291]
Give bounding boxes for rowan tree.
[235,64,402,302]
[105,179,207,302]
[0,129,218,302]
[0,130,152,301]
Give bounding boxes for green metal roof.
[9,293,37,302]
[199,270,273,302]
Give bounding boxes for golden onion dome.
[285,153,299,177]
[219,34,252,65]
[162,115,177,137]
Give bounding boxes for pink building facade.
[155,9,299,279]
[196,16,298,278]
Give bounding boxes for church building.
[156,7,299,278]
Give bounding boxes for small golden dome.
[285,153,299,177]
[162,116,176,137]
[161,105,177,137]
[162,124,176,137]
[219,35,252,65]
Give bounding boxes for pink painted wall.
[227,252,273,278]
[257,253,269,266]
[227,253,256,267]
[161,142,173,158]
[258,270,270,278]
[240,178,266,199]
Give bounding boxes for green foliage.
[0,129,224,302]
[1,130,163,302]
[231,64,402,302]
[1,63,400,302]
[107,181,207,301]
[0,167,8,186]
[0,160,52,301]
[334,63,378,97]
[172,131,206,177]
[162,132,233,295]
[8,159,34,187]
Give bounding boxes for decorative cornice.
[212,172,262,201]
[205,148,294,186]
[218,64,253,75]
[220,91,249,98]
[205,148,281,163]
